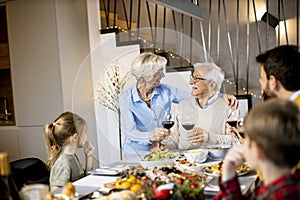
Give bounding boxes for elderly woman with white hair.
[119,53,237,155]
[164,62,238,149]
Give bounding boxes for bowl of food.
[184,149,208,163]
[206,144,231,159]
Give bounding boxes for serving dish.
[204,162,251,177]
[206,144,231,159]
[184,149,208,163]
[174,153,206,173]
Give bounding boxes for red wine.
[226,120,237,127]
[162,121,175,129]
[182,123,195,130]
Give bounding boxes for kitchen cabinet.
[0,6,15,126]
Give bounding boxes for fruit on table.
[61,182,76,197]
[127,175,136,183]
[116,181,131,189]
[154,189,170,199]
[114,175,142,194]
[130,183,142,194]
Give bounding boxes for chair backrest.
[10,157,50,190]
[235,94,253,118]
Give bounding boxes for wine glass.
[226,108,240,128]
[162,112,175,129]
[237,117,245,138]
[181,113,195,131]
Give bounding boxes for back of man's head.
[256,45,300,91]
[244,99,300,168]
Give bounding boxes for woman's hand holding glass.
[149,127,170,142]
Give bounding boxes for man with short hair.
[255,45,300,170]
[164,63,237,149]
[256,45,300,104]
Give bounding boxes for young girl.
[44,111,94,191]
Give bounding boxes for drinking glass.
[226,108,239,128]
[162,112,175,129]
[237,117,245,138]
[181,113,195,131]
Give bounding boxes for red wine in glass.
[182,123,195,130]
[162,121,175,129]
[226,120,237,128]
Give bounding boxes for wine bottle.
[0,152,20,200]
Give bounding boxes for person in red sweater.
[214,99,300,200]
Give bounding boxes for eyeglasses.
[190,75,206,81]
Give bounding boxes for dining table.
[52,151,258,199]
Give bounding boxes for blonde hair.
[44,112,86,170]
[130,52,167,82]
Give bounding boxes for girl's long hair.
[43,111,86,170]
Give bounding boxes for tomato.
[152,183,158,189]
[190,183,196,189]
[175,178,183,185]
[154,189,170,200]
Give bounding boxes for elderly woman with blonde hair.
[119,53,237,155]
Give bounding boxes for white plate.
[174,155,207,173]
[139,158,175,168]
[204,170,251,177]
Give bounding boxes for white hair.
[193,62,225,91]
[130,52,167,82]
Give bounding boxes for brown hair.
[44,112,87,170]
[244,99,300,168]
[256,45,300,91]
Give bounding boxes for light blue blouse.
[119,83,191,154]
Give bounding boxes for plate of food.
[174,153,207,173]
[204,161,251,177]
[139,149,179,168]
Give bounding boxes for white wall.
[0,0,99,166]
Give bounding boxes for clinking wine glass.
[226,108,240,128]
[162,112,175,129]
[237,117,245,138]
[181,113,195,131]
